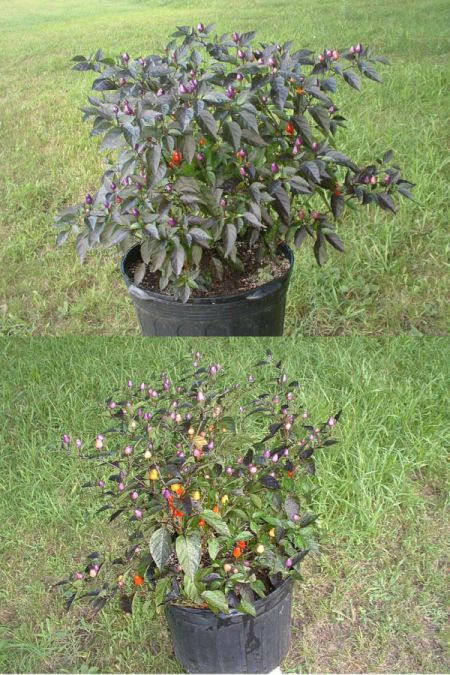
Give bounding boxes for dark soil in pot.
[121,243,294,336]
[165,577,294,674]
[129,241,290,298]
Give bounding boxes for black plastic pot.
[121,243,294,336]
[165,577,294,674]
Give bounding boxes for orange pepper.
[134,575,145,586]
[232,546,242,558]
[199,519,206,527]
[212,505,220,514]
[237,541,247,549]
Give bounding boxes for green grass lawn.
[0,0,449,336]
[1,337,448,672]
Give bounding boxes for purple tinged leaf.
[198,109,218,138]
[294,227,308,248]
[92,77,118,91]
[181,135,196,164]
[325,231,346,252]
[56,231,70,247]
[133,261,146,285]
[223,121,242,151]
[324,150,358,172]
[120,593,135,614]
[300,161,320,183]
[304,458,316,475]
[171,246,185,276]
[343,70,361,91]
[382,149,394,164]
[284,496,299,520]
[224,223,237,257]
[76,236,88,263]
[291,548,310,566]
[243,448,254,466]
[298,446,314,460]
[330,194,345,220]
[308,105,330,133]
[313,232,326,266]
[377,192,397,213]
[190,228,211,247]
[358,60,383,83]
[243,212,262,228]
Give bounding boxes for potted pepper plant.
[56,351,341,673]
[55,24,414,336]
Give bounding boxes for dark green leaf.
[201,590,229,614]
[236,598,256,616]
[201,510,231,536]
[176,533,201,578]
[149,526,172,570]
[208,538,220,561]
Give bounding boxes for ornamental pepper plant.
[54,24,414,301]
[57,351,340,617]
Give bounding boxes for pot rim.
[166,575,294,618]
[121,242,294,305]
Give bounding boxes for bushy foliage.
[57,350,340,617]
[55,24,414,300]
